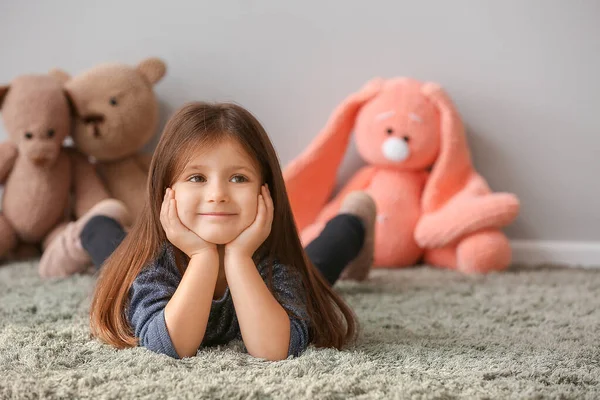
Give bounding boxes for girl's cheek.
[250,195,260,218]
[174,191,194,217]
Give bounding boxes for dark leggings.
[81,214,365,286]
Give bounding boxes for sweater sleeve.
[265,262,311,357]
[128,256,181,359]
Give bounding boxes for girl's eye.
[188,175,206,183]
[230,175,248,183]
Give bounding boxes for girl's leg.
[38,199,130,278]
[80,216,127,269]
[305,192,376,286]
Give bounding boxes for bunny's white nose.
[382,137,409,162]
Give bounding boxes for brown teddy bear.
[0,74,130,277]
[51,57,166,221]
[36,58,165,275]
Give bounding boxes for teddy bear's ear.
[136,58,166,85]
[49,68,71,84]
[0,85,9,109]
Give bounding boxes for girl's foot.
[38,199,131,278]
[338,192,376,281]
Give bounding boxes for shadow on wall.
[465,124,528,240]
[141,98,175,155]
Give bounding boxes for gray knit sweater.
[127,244,310,359]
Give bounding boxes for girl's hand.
[160,188,217,258]
[225,185,274,259]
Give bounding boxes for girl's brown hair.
[90,102,357,350]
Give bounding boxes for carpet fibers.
[1,261,599,399]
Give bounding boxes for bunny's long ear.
[284,78,384,230]
[421,83,473,213]
[0,85,9,109]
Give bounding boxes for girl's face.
[171,137,262,245]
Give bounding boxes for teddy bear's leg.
[6,243,41,261]
[0,213,18,260]
[38,199,130,278]
[0,218,39,261]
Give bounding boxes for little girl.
[89,102,376,361]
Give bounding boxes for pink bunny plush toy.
[284,78,520,273]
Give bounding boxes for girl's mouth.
[199,213,237,218]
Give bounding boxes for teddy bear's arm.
[68,149,110,218]
[0,142,18,184]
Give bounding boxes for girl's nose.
[207,182,229,203]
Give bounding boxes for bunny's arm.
[415,174,519,248]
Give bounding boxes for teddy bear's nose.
[82,113,105,124]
